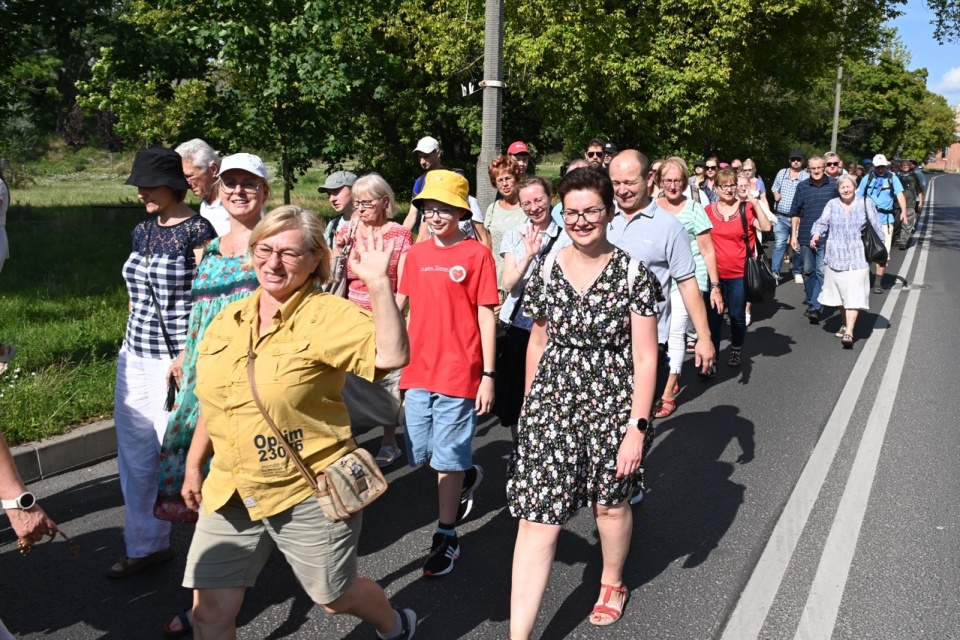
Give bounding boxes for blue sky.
[895,0,960,106]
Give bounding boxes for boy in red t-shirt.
[396,170,499,577]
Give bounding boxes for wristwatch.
[627,417,649,433]
[481,371,497,379]
[1,492,36,510]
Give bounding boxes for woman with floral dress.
[155,153,269,638]
[507,167,662,639]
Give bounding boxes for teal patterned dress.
[154,238,259,521]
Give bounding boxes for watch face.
[18,493,35,509]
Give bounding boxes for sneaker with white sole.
[794,273,804,284]
[456,464,483,522]
[423,532,460,577]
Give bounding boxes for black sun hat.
[124,148,191,190]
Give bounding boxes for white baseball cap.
[414,136,440,154]
[872,154,890,167]
[218,153,269,180]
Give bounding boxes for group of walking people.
[3,136,920,640]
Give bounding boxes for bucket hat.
[124,148,190,190]
[412,170,472,219]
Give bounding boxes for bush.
[0,115,42,162]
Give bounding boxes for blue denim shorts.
[403,389,477,472]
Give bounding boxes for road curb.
[11,420,117,484]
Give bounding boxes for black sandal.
[841,334,854,349]
[728,348,742,367]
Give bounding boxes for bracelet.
[482,371,497,379]
[710,282,720,290]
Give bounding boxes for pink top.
[340,223,413,310]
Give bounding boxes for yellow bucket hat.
[412,170,472,219]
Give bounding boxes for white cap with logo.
[872,154,890,167]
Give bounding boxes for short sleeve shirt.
[122,215,216,358]
[671,199,713,292]
[194,283,379,520]
[200,199,231,237]
[607,201,697,343]
[399,238,500,398]
[499,222,572,330]
[857,171,903,222]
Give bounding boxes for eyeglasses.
[219,178,262,193]
[355,199,381,210]
[252,243,308,265]
[520,196,549,211]
[825,162,841,167]
[718,184,737,191]
[661,178,684,186]
[421,207,456,220]
[611,179,641,188]
[561,206,607,224]
[741,167,754,172]
[586,152,603,158]
[495,176,516,185]
[808,165,825,171]
[705,165,718,170]
[789,157,803,162]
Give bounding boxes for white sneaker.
[794,274,804,284]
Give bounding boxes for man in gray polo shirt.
[608,150,715,374]
[318,170,357,248]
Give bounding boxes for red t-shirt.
[706,201,758,280]
[398,238,499,399]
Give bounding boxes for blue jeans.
[707,277,747,354]
[771,217,794,275]
[801,243,825,310]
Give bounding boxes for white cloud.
[935,67,960,93]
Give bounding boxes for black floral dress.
[506,248,662,525]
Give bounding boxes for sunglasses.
[586,151,603,158]
[705,165,718,170]
[825,162,840,167]
[790,157,803,162]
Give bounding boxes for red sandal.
[654,398,676,419]
[590,583,629,626]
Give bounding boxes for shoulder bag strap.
[246,347,320,492]
[507,229,562,326]
[627,257,640,296]
[737,201,754,266]
[144,221,178,359]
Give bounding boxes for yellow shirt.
[195,282,378,520]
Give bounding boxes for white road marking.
[720,177,938,639]
[794,182,935,639]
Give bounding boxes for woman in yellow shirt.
[180,206,416,639]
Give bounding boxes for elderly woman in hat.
[108,148,215,579]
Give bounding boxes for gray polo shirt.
[607,200,697,343]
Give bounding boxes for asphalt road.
[2,174,957,639]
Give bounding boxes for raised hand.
[348,226,396,287]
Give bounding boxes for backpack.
[897,171,919,207]
[863,172,898,214]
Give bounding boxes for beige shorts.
[183,493,361,604]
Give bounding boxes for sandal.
[106,547,174,579]
[164,610,193,639]
[375,443,402,468]
[685,340,696,354]
[654,398,676,419]
[873,285,884,294]
[728,348,742,367]
[841,334,854,349]
[835,325,846,338]
[590,583,629,626]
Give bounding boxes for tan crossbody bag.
[245,348,388,522]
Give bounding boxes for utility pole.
[476,0,504,212]
[830,62,842,153]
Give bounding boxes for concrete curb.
[12,420,117,484]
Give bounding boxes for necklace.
[571,251,612,294]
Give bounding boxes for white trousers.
[114,347,172,557]
[667,286,691,375]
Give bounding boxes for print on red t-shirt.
[398,239,499,399]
